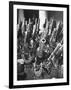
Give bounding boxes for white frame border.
[13,4,67,85]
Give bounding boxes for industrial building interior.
[17,9,63,80]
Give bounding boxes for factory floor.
[17,63,63,80]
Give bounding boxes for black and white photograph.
[17,9,63,80]
[9,1,69,88]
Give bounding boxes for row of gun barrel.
[17,18,63,76]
